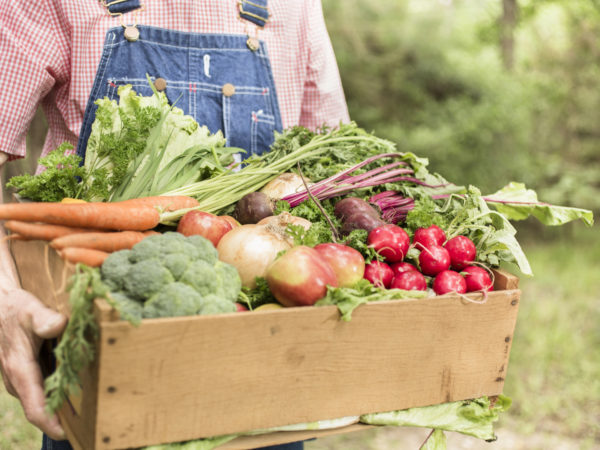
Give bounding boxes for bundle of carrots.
[1,195,198,267]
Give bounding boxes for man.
[0,1,348,448]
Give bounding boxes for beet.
[334,197,380,221]
[340,211,385,234]
[234,192,274,224]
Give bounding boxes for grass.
[1,223,598,449]
[502,223,600,441]
[0,384,41,450]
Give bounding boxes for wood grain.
[93,289,520,449]
[10,240,521,450]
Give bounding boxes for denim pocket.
[250,110,276,156]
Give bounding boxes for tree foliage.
[323,0,600,211]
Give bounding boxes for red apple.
[266,246,338,307]
[220,215,241,228]
[314,243,365,288]
[177,210,233,247]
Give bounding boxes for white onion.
[217,224,293,288]
[260,173,310,200]
[257,212,312,230]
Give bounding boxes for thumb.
[31,306,67,340]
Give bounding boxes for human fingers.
[8,352,65,440]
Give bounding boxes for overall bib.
[75,0,283,161]
[43,1,300,449]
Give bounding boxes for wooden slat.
[10,240,521,449]
[10,239,73,315]
[93,289,520,449]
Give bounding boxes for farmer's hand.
[0,287,67,439]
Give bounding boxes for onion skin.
[216,224,292,289]
[257,212,312,230]
[260,173,308,200]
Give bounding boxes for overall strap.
[101,0,142,15]
[238,0,269,27]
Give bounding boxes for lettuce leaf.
[84,84,227,201]
[360,395,511,443]
[316,279,428,321]
[484,182,594,226]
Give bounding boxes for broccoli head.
[162,253,192,280]
[185,235,218,264]
[129,232,188,262]
[198,294,237,315]
[101,250,133,291]
[124,259,174,300]
[179,259,219,297]
[109,291,143,322]
[100,232,242,319]
[143,282,204,318]
[213,261,242,302]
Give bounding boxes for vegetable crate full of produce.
[4,87,592,449]
[11,238,520,450]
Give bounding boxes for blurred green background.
[1,0,599,448]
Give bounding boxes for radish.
[367,224,410,263]
[390,261,417,278]
[413,225,446,249]
[444,235,476,270]
[390,271,427,291]
[433,270,467,295]
[463,266,494,292]
[418,244,450,276]
[364,260,394,289]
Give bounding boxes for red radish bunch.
[362,223,493,296]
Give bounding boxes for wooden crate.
[10,239,520,450]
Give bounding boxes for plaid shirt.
[0,0,349,163]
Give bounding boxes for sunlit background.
[1,1,598,449]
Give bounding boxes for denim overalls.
[76,0,283,161]
[43,1,301,449]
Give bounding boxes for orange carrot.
[117,195,199,212]
[3,220,104,241]
[58,247,110,267]
[0,202,160,230]
[51,231,149,252]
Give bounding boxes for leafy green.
[83,83,231,202]
[484,182,594,227]
[238,277,278,309]
[421,429,446,450]
[360,395,511,443]
[44,265,109,413]
[316,279,428,321]
[6,144,108,202]
[143,434,237,450]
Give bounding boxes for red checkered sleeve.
[0,0,70,161]
[299,0,350,130]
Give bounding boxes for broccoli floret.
[101,250,133,291]
[124,259,174,300]
[143,282,204,318]
[213,261,242,302]
[198,294,237,315]
[99,232,242,319]
[163,253,192,280]
[109,291,143,322]
[179,259,219,297]
[186,235,218,264]
[129,232,189,263]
